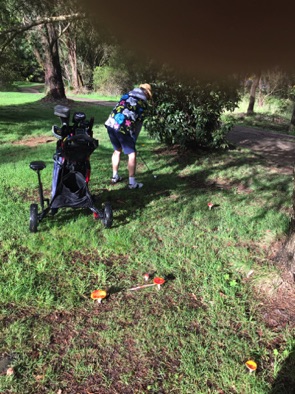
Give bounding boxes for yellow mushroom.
[245,360,257,373]
[91,289,107,304]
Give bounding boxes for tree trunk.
[32,46,44,70]
[67,39,80,92]
[41,23,66,100]
[289,102,295,133]
[247,73,261,115]
[258,76,264,107]
[63,30,83,93]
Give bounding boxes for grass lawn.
[0,91,294,393]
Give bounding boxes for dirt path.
[227,125,295,330]
[227,125,295,174]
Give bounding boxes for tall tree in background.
[0,0,82,99]
[0,0,115,96]
[38,22,66,99]
[289,105,295,132]
[59,18,114,92]
[246,72,261,115]
[20,0,82,100]
[63,28,82,91]
[287,77,295,133]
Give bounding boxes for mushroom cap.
[245,360,257,371]
[207,202,214,206]
[153,277,165,285]
[91,289,107,300]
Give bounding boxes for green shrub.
[145,77,240,150]
[93,66,132,96]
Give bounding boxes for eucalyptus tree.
[0,0,83,98]
[58,17,115,92]
[246,72,261,115]
[0,0,26,85]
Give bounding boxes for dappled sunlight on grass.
[0,94,294,393]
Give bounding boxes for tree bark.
[65,32,82,92]
[247,73,261,115]
[258,76,264,107]
[289,102,295,133]
[0,13,82,55]
[41,23,66,100]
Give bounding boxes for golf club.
[137,151,157,178]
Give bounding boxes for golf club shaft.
[128,283,156,291]
[137,151,152,173]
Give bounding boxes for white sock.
[113,172,118,179]
[129,176,136,185]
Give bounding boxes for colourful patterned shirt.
[105,88,148,134]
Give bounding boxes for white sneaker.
[111,176,123,184]
[128,182,143,189]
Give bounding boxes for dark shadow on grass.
[0,143,55,165]
[107,286,126,295]
[0,98,111,146]
[165,273,176,281]
[269,347,295,394]
[15,138,293,234]
[89,144,292,232]
[1,98,293,233]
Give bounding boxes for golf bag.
[29,105,113,232]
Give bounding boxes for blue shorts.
[107,127,136,155]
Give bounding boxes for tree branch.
[0,13,84,54]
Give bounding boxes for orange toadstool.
[153,277,166,290]
[245,360,257,373]
[91,289,107,304]
[207,202,214,210]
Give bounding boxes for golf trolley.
[29,105,113,232]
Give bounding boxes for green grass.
[0,91,44,105]
[222,95,294,134]
[0,90,294,393]
[67,92,120,102]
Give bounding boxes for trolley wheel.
[103,203,113,229]
[29,203,38,233]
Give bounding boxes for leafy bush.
[93,66,132,96]
[144,77,240,150]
